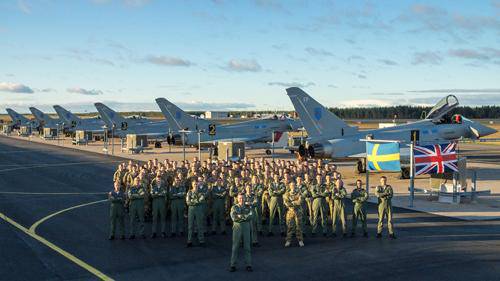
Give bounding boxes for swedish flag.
[366,142,401,171]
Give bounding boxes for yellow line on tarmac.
[0,210,113,281]
[30,199,107,233]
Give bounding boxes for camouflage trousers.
[286,209,303,242]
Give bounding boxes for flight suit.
[311,183,329,234]
[326,182,335,222]
[128,185,145,237]
[261,179,271,225]
[376,184,394,235]
[251,183,264,232]
[211,184,227,233]
[298,183,311,231]
[108,190,125,238]
[304,181,314,226]
[169,183,186,235]
[186,189,206,244]
[268,181,286,234]
[284,189,304,243]
[351,187,368,235]
[331,186,347,235]
[150,178,167,235]
[113,170,126,191]
[229,182,244,204]
[245,192,259,244]
[230,203,254,267]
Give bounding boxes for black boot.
[246,266,253,272]
[229,266,236,272]
[376,233,382,238]
[389,234,397,239]
[186,242,192,247]
[108,235,114,240]
[129,235,135,240]
[151,233,157,239]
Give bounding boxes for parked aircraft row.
[5,88,497,167]
[6,98,302,149]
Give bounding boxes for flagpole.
[409,140,415,207]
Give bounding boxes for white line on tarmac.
[0,191,107,195]
[0,160,122,173]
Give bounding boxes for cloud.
[67,87,103,96]
[145,55,193,67]
[338,99,395,108]
[409,94,500,106]
[448,49,489,60]
[412,51,443,65]
[123,0,151,7]
[0,82,34,93]
[305,47,333,57]
[357,74,367,79]
[17,0,31,14]
[408,88,500,93]
[225,59,262,72]
[268,81,315,88]
[252,0,288,13]
[378,59,398,66]
[347,55,365,62]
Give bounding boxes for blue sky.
[1,0,499,113]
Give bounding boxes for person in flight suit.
[211,177,228,235]
[229,193,254,272]
[186,180,206,247]
[128,177,146,239]
[268,174,286,237]
[150,173,168,238]
[108,180,125,240]
[169,177,186,237]
[284,182,305,247]
[376,176,396,239]
[331,178,347,237]
[351,179,368,237]
[311,175,329,236]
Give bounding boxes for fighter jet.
[53,105,105,133]
[287,87,497,169]
[5,108,38,129]
[29,107,67,131]
[155,97,302,149]
[94,102,170,138]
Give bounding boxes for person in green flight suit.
[351,179,368,237]
[244,183,260,247]
[229,193,254,272]
[108,180,125,240]
[331,177,347,237]
[150,173,168,238]
[268,174,286,237]
[211,177,227,235]
[311,175,330,236]
[376,176,396,239]
[128,177,146,239]
[169,177,186,237]
[186,180,206,247]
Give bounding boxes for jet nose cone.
[470,122,497,138]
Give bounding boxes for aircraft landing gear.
[400,167,410,179]
[356,159,366,174]
[265,149,272,155]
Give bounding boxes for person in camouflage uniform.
[284,182,305,247]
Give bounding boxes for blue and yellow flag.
[366,142,401,171]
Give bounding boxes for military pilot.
[376,176,396,239]
[351,179,368,237]
[108,181,125,240]
[186,180,206,247]
[229,193,254,272]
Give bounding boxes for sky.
[1,0,500,113]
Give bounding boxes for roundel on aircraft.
[314,107,322,121]
[175,111,182,120]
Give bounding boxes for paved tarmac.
[0,135,499,281]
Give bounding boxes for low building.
[204,111,229,119]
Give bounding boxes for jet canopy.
[425,95,459,120]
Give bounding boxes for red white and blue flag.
[414,142,458,176]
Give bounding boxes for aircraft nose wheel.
[356,160,366,174]
[265,149,272,155]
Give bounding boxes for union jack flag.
[414,142,458,176]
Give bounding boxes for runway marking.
[0,160,122,173]
[0,191,107,195]
[0,209,113,281]
[30,199,107,233]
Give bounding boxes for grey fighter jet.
[155,97,302,147]
[29,107,68,131]
[287,87,497,166]
[53,105,105,133]
[5,108,38,129]
[94,102,170,139]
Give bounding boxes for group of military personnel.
[108,157,396,272]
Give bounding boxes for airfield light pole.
[271,130,275,160]
[182,131,186,162]
[409,140,415,207]
[197,130,202,160]
[111,124,115,155]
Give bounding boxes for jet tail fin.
[155,98,210,131]
[286,87,357,139]
[53,105,80,125]
[29,107,56,126]
[6,108,30,125]
[94,103,128,128]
